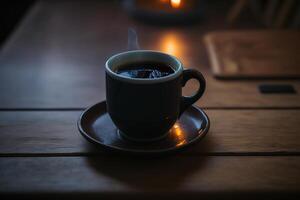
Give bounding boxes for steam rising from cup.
[127,28,140,51]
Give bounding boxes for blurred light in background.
[159,32,190,66]
[170,0,181,9]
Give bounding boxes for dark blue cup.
[106,50,206,142]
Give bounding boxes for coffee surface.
[116,61,175,79]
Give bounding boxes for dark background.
[0,0,267,48]
[0,0,35,46]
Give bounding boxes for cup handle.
[180,69,206,117]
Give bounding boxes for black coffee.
[116,61,175,79]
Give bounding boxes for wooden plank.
[195,77,300,108]
[1,110,300,155]
[0,111,92,155]
[204,31,300,78]
[0,1,299,108]
[0,156,299,199]
[204,109,300,154]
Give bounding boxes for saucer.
[78,101,210,154]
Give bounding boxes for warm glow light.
[160,33,181,59]
[159,32,190,66]
[170,0,181,8]
[171,123,187,147]
[176,141,186,146]
[164,39,176,56]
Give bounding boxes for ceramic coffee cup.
[105,50,206,142]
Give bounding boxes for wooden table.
[0,1,300,199]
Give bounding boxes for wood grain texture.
[0,156,299,199]
[204,31,300,78]
[0,1,299,108]
[196,77,300,108]
[0,2,299,199]
[1,110,300,155]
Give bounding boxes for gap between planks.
[1,152,300,157]
[0,107,300,111]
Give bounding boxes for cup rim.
[105,50,183,84]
